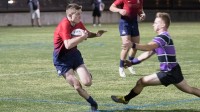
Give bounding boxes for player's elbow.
[109,7,112,11]
[64,40,72,49]
[64,44,70,49]
[65,44,75,50]
[109,4,115,12]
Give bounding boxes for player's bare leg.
[63,69,89,99]
[76,65,98,111]
[37,18,41,27]
[127,36,140,75]
[119,36,131,77]
[63,68,98,111]
[111,73,161,104]
[76,64,92,86]
[31,19,34,27]
[133,73,161,93]
[97,17,101,26]
[175,80,200,97]
[93,17,96,27]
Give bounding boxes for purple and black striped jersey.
[153,31,178,72]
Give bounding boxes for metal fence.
[0,0,200,12]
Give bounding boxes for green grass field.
[0,22,200,112]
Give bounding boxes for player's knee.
[82,80,92,87]
[136,78,143,86]
[74,84,82,91]
[137,78,148,86]
[81,74,92,86]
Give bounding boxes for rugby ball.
[71,28,84,36]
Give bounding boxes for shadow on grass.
[99,109,200,112]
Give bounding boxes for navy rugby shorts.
[93,8,101,17]
[53,50,84,76]
[119,19,139,37]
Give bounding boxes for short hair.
[156,12,171,28]
[66,3,82,15]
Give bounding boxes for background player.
[27,0,41,27]
[109,0,146,77]
[92,0,105,27]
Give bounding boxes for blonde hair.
[156,12,171,28]
[66,3,82,16]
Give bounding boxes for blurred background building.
[0,0,199,26]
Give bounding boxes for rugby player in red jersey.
[109,0,146,77]
[53,3,106,112]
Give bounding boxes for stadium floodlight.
[8,0,14,4]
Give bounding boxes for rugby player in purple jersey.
[111,12,200,104]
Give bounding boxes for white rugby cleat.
[128,66,136,75]
[119,67,126,77]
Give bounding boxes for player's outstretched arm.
[87,30,107,38]
[124,51,154,68]
[122,41,158,51]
